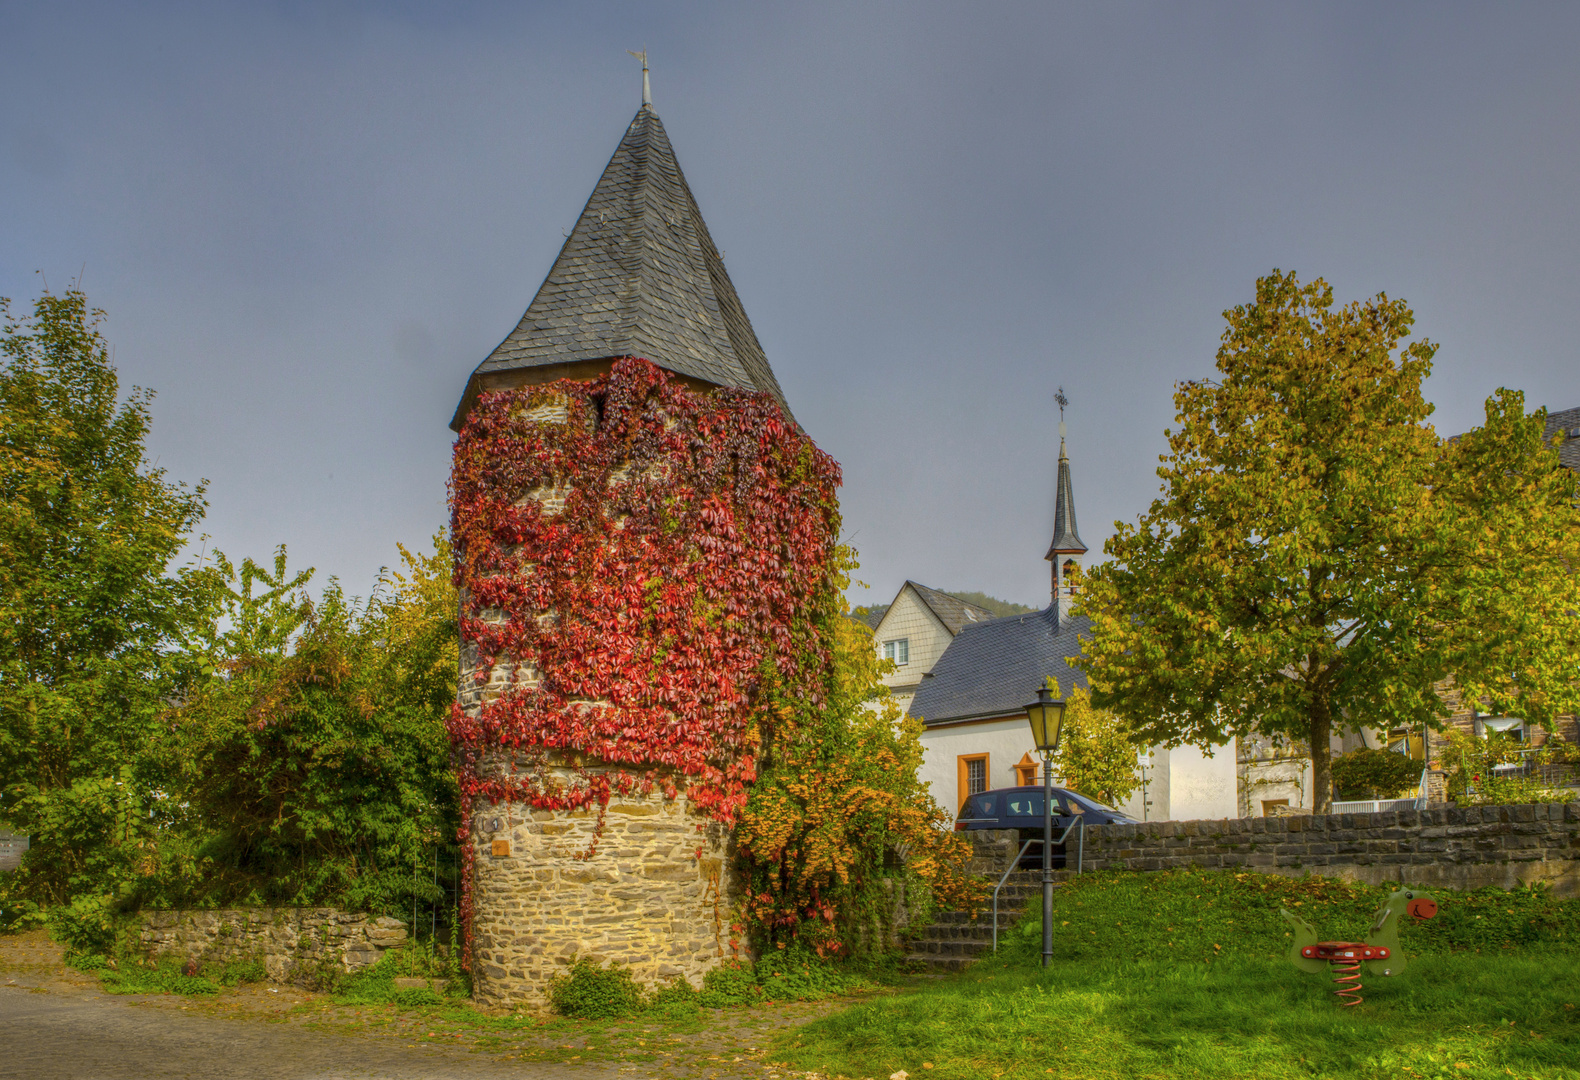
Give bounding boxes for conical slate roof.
[1045,440,1087,559]
[451,105,790,430]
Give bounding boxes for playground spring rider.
[1281,889,1438,1006]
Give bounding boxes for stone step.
[906,953,976,973]
[903,873,1069,974]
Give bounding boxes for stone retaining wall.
[970,801,1580,896]
[139,908,409,985]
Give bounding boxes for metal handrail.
[990,839,1037,952]
[991,817,1085,951]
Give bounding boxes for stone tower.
[448,97,833,1011]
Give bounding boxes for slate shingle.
[1544,405,1580,475]
[451,106,790,430]
[908,604,1091,725]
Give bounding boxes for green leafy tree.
[1046,680,1142,808]
[1329,748,1422,800]
[0,288,214,905]
[1075,271,1580,812]
[152,539,458,913]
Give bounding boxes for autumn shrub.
[1331,747,1423,800]
[1439,729,1575,805]
[735,581,985,956]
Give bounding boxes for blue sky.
[3,2,1577,612]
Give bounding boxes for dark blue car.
[954,786,1138,866]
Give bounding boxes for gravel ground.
[0,931,847,1080]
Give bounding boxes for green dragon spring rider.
[1281,888,1438,1006]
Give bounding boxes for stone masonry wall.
[970,802,1580,896]
[139,908,409,985]
[468,782,737,1011]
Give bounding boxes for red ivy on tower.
[448,358,841,946]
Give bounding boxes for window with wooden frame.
[957,753,989,813]
[1013,751,1039,787]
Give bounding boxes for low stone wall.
[139,909,409,985]
[970,802,1580,896]
[468,785,738,1011]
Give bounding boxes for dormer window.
[883,638,910,665]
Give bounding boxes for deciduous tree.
[1076,271,1580,812]
[0,288,213,903]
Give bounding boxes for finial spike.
[1055,386,1068,449]
[627,48,651,107]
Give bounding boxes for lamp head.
[1025,686,1066,754]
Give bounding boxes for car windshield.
[1066,791,1120,814]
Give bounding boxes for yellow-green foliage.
[1046,681,1142,807]
[735,549,984,954]
[1076,270,1580,812]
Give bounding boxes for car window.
[971,794,997,818]
[1066,792,1118,814]
[1004,793,1045,817]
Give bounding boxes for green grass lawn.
[773,870,1580,1080]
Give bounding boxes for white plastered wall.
[920,717,1173,821]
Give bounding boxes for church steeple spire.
[1045,387,1087,608]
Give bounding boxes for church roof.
[452,105,790,430]
[908,605,1091,725]
[1045,441,1087,559]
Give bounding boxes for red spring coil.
[1329,958,1363,1007]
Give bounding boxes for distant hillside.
[945,591,1038,618]
[848,590,1037,630]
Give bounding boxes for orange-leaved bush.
[734,588,984,955]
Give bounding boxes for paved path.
[0,984,635,1080]
[0,985,627,1080]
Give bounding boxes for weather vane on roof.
[627,48,651,107]
[1055,386,1069,444]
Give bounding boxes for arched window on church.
[1062,559,1081,594]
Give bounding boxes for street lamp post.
[1024,686,1066,970]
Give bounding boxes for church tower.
[1044,389,1087,613]
[448,70,838,1009]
